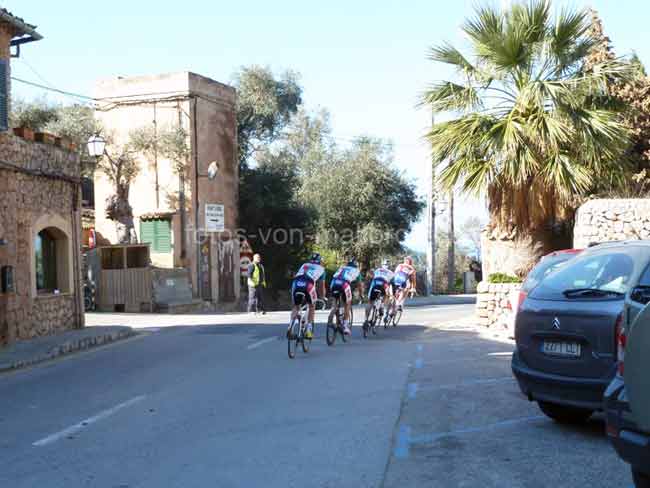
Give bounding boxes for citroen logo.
[552,317,561,330]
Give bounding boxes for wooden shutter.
[140,219,171,253]
[140,220,156,251]
[0,60,7,132]
[154,219,171,253]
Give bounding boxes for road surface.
[0,303,632,487]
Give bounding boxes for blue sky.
[6,0,650,251]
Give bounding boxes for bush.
[487,273,521,284]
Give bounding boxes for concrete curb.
[0,327,137,373]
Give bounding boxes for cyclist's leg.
[306,280,317,338]
[365,280,376,320]
[342,282,352,334]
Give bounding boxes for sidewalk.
[407,294,476,307]
[0,326,136,373]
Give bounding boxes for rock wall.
[0,133,83,345]
[574,199,650,248]
[476,281,521,328]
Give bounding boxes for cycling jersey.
[295,263,326,282]
[333,266,360,283]
[393,263,415,289]
[292,263,325,305]
[330,265,360,304]
[369,266,394,300]
[373,267,394,282]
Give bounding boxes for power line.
[11,76,95,102]
[11,75,427,150]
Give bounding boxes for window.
[35,229,58,292]
[140,219,172,253]
[0,59,8,132]
[530,250,641,300]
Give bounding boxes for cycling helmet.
[347,258,358,268]
[310,253,322,264]
[382,259,391,268]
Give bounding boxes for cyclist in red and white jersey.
[390,256,416,316]
[289,253,326,339]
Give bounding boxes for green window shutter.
[154,219,171,253]
[140,220,156,250]
[140,219,171,253]
[0,60,7,132]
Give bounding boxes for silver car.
[512,241,650,423]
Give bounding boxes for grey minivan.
[512,241,650,423]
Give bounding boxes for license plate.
[542,341,581,358]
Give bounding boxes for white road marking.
[247,337,277,350]
[33,395,146,447]
[488,352,513,357]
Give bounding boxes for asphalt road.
[0,303,633,488]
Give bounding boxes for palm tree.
[424,0,632,276]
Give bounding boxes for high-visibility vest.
[248,264,266,288]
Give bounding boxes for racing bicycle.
[287,292,312,358]
[326,292,353,346]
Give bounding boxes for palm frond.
[428,43,478,76]
[420,82,482,112]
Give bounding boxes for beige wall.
[94,72,240,303]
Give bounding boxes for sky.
[5,0,650,251]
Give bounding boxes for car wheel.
[633,468,650,488]
[537,401,593,424]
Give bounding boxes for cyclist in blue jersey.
[329,258,362,335]
[289,253,326,339]
[364,259,395,324]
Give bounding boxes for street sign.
[240,255,252,274]
[205,204,225,232]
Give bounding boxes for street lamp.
[87,134,106,158]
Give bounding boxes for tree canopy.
[424,0,632,233]
[233,65,302,168]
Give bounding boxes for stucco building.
[93,72,240,306]
[0,9,84,345]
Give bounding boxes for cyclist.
[290,253,326,339]
[364,259,394,325]
[390,256,416,317]
[330,258,362,335]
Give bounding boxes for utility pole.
[426,111,436,296]
[447,190,455,293]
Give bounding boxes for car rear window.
[521,254,576,293]
[529,247,649,300]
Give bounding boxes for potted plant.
[13,127,34,141]
[34,132,56,145]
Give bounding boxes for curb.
[0,328,138,373]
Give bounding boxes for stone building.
[93,72,240,306]
[0,10,84,345]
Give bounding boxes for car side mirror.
[631,286,650,305]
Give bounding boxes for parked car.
[512,250,583,314]
[605,300,650,488]
[512,241,650,423]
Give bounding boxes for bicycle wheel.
[392,308,402,327]
[364,307,375,339]
[340,310,349,343]
[301,319,311,353]
[288,319,300,359]
[326,308,337,346]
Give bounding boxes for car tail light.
[517,291,528,310]
[615,313,626,377]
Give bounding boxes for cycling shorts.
[330,278,352,303]
[291,277,316,305]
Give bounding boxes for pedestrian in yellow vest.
[247,253,266,314]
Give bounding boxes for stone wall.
[0,133,83,345]
[574,199,650,248]
[476,281,521,328]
